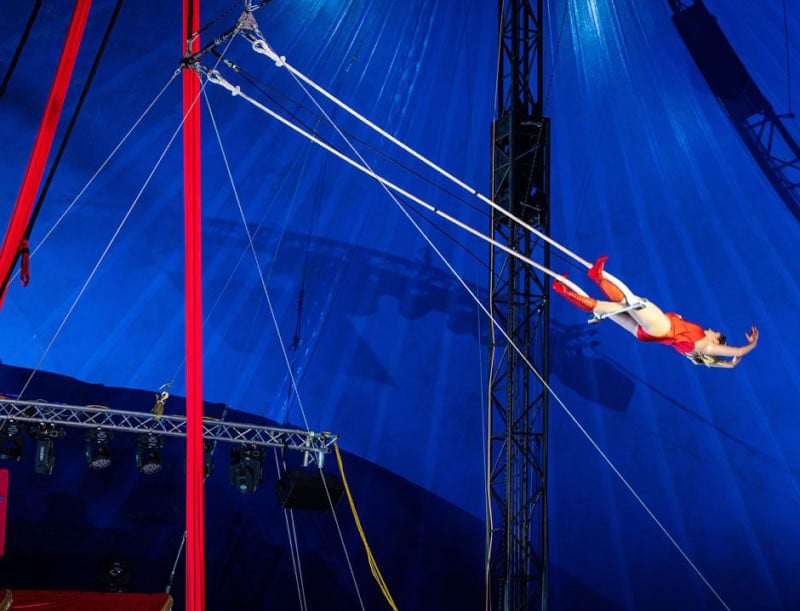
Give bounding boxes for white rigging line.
[245,35,637,302]
[8,72,181,286]
[484,1,511,600]
[167,137,316,393]
[203,68,596,303]
[278,55,529,609]
[486,0,507,601]
[283,60,505,611]
[272,449,309,611]
[205,35,730,610]
[203,89,366,608]
[17,76,188,401]
[202,89,311,433]
[252,34,729,611]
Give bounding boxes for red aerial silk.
[0,0,92,306]
[0,469,8,556]
[182,1,206,610]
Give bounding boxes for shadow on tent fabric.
[550,321,635,413]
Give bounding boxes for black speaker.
[275,469,345,511]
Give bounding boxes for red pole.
[0,0,92,306]
[182,1,205,609]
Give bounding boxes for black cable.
[0,0,43,102]
[215,56,495,228]
[221,59,568,282]
[0,0,125,297]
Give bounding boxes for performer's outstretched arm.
[703,325,759,365]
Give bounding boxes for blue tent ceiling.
[1,1,799,609]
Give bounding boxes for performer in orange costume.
[552,255,759,368]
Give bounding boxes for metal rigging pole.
[487,0,549,609]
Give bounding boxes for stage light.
[203,440,214,477]
[98,554,130,593]
[85,428,113,470]
[30,423,65,475]
[135,433,164,475]
[0,420,24,461]
[185,440,215,477]
[35,437,54,475]
[229,445,263,494]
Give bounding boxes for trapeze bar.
[588,301,647,324]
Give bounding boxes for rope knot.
[251,39,285,67]
[18,239,30,286]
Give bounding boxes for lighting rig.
[85,428,113,470]
[0,398,340,505]
[230,444,264,494]
[135,432,165,475]
[30,423,66,475]
[0,420,23,461]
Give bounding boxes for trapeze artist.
[552,255,759,368]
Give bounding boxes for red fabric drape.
[182,2,205,610]
[0,0,92,306]
[0,469,8,557]
[8,591,172,610]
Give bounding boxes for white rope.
[17,88,189,400]
[11,72,181,284]
[272,449,308,611]
[204,61,731,611]
[202,88,312,432]
[206,88,366,609]
[167,137,316,393]
[166,532,188,595]
[280,67,411,611]
[203,33,313,605]
[203,41,366,606]
[486,0,507,599]
[245,34,640,305]
[205,70,584,292]
[284,487,308,610]
[281,51,731,609]
[317,461,367,611]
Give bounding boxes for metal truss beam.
[0,398,336,465]
[670,0,800,222]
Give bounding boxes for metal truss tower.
[487,0,550,609]
[669,0,800,223]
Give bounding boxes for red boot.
[552,277,597,312]
[588,255,625,303]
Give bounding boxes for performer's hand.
[745,325,758,346]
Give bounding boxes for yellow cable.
[334,441,398,610]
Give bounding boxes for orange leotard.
[636,313,705,354]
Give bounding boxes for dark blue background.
[0,1,798,609]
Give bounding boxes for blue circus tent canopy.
[0,1,799,609]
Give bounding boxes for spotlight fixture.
[135,433,164,475]
[30,423,66,476]
[229,445,263,494]
[98,554,130,593]
[185,440,215,477]
[85,428,113,470]
[0,420,24,461]
[203,440,214,478]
